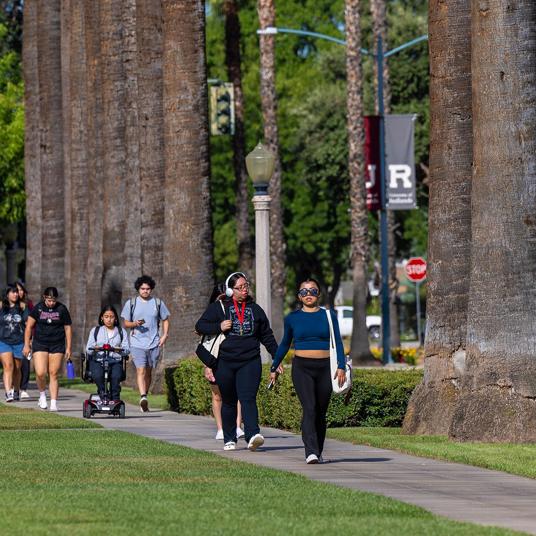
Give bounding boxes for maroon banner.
[364,116,381,211]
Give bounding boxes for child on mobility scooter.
[81,305,130,418]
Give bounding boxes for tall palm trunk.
[37,0,65,289]
[346,0,373,365]
[224,0,253,277]
[82,0,105,332]
[257,0,285,341]
[403,0,472,435]
[99,0,127,311]
[67,0,90,351]
[136,0,165,281]
[449,0,536,442]
[162,0,214,357]
[370,0,400,347]
[23,0,42,299]
[121,0,142,297]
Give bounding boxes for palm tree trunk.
[99,0,127,310]
[121,0,143,297]
[162,0,214,357]
[224,0,253,277]
[403,0,472,435]
[370,0,400,347]
[67,0,90,352]
[82,0,105,332]
[257,0,285,341]
[23,0,42,299]
[136,0,165,281]
[346,0,373,365]
[449,0,536,442]
[37,0,65,289]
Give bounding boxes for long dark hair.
[16,281,28,301]
[2,284,21,311]
[209,283,226,305]
[98,305,119,327]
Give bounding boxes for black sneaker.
[13,391,20,401]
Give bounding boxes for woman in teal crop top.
[270,278,346,464]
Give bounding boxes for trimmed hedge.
[171,358,423,432]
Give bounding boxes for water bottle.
[66,358,76,380]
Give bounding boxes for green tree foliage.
[0,18,24,227]
[206,0,428,292]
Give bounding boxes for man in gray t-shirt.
[121,275,170,412]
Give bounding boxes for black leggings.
[215,357,262,443]
[292,357,332,458]
[20,356,30,391]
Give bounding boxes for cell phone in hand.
[138,319,145,325]
[267,379,275,391]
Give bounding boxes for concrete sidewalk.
[12,387,536,535]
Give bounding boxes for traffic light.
[210,83,235,136]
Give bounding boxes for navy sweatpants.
[215,357,262,443]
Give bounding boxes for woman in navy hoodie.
[195,272,279,452]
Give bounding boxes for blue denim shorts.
[130,346,160,369]
[0,341,24,359]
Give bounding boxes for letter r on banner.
[389,165,412,189]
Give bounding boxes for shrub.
[370,346,424,366]
[172,358,423,432]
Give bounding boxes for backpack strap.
[129,296,138,322]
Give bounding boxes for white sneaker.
[247,433,264,451]
[5,390,14,402]
[20,391,30,399]
[215,429,224,440]
[140,396,149,413]
[38,395,47,410]
[49,400,58,412]
[223,441,236,451]
[306,454,319,464]
[236,427,245,439]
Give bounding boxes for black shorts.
[32,341,66,354]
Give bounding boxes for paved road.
[12,387,536,535]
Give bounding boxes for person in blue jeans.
[0,284,29,402]
[195,272,279,452]
[270,278,346,464]
[121,275,170,413]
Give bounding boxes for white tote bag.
[325,308,352,395]
[201,301,226,358]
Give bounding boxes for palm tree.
[23,0,42,299]
[66,0,90,351]
[369,0,400,348]
[37,0,65,289]
[345,0,374,365]
[449,1,536,442]
[257,0,285,340]
[98,0,128,310]
[135,0,165,281]
[224,0,253,277]
[403,0,472,435]
[161,0,214,356]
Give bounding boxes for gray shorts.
[130,346,160,369]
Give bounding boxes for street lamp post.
[257,26,427,365]
[246,143,275,362]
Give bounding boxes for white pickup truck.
[334,306,381,340]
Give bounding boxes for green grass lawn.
[327,427,536,480]
[0,405,519,536]
[60,378,168,410]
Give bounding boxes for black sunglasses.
[298,288,320,297]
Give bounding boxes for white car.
[334,306,381,340]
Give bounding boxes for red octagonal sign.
[405,257,427,283]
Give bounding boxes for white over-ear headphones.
[225,272,247,298]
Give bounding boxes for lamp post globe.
[246,142,275,195]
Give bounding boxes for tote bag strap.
[325,307,335,349]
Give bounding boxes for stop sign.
[405,257,427,283]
